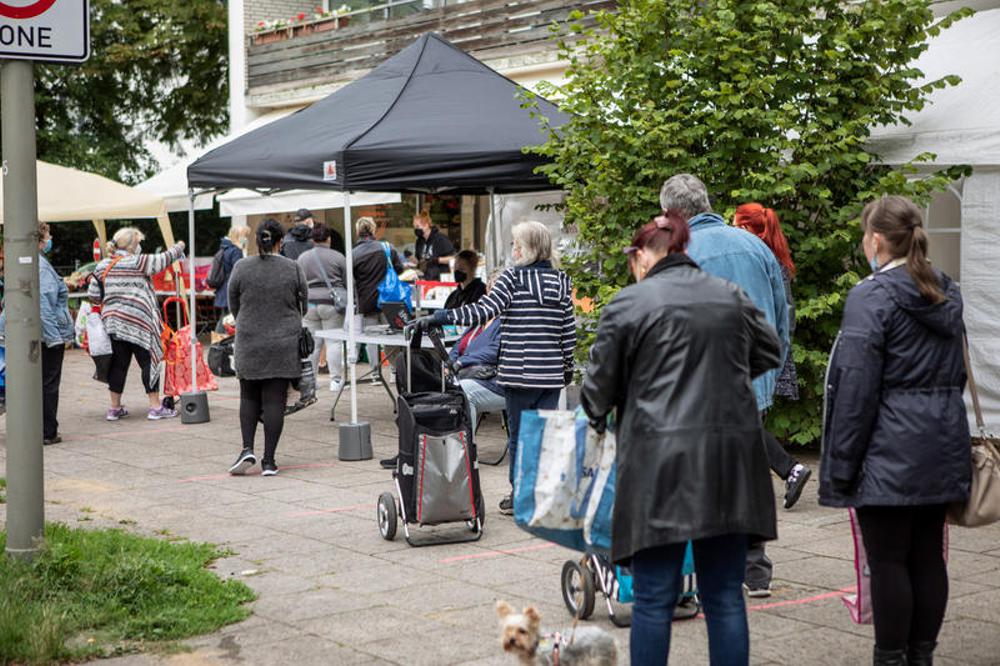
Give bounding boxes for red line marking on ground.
[439,542,557,564]
[287,503,369,517]
[178,462,335,483]
[747,586,855,613]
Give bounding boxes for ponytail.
[861,195,945,305]
[906,225,945,304]
[734,203,795,277]
[257,218,283,255]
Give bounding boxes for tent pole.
[338,189,372,460]
[180,188,210,424]
[488,188,498,271]
[344,191,358,424]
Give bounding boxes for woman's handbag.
[457,364,497,381]
[298,327,315,359]
[947,337,1000,527]
[309,250,349,314]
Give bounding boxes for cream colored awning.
[0,160,174,247]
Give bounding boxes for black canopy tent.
[185,32,566,443]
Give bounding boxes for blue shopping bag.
[376,242,413,312]
[513,410,595,552]
[0,344,5,390]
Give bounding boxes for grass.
[0,478,5,504]
[0,523,255,664]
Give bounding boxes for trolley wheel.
[609,599,632,628]
[561,560,596,620]
[377,492,397,541]
[467,493,486,532]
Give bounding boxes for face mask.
[42,238,52,254]
[454,270,468,283]
[867,238,879,272]
[414,228,425,239]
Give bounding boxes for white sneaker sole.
[743,584,771,598]
[229,457,256,475]
[147,412,178,421]
[261,468,278,477]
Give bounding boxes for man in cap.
[281,208,316,261]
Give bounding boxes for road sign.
[0,0,89,63]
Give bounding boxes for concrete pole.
[2,60,45,560]
[188,189,197,390]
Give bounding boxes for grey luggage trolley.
[377,325,485,547]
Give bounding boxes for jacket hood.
[289,224,313,241]
[515,260,567,307]
[875,265,963,338]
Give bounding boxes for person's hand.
[414,315,437,332]
[177,240,186,251]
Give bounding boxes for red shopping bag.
[161,297,218,397]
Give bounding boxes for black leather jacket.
[581,254,782,564]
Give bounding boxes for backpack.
[206,247,227,289]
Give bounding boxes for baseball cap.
[294,208,313,222]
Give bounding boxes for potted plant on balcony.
[252,18,290,45]
[313,4,351,33]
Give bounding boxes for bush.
[0,523,254,664]
[531,0,970,444]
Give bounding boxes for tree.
[532,0,970,444]
[1,0,228,185]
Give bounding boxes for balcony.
[246,0,615,105]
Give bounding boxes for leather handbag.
[298,327,315,359]
[947,337,1000,527]
[309,250,348,314]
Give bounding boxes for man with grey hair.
[660,173,797,598]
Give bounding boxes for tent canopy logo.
[323,160,337,182]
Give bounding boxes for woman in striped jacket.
[88,227,186,421]
[423,221,576,515]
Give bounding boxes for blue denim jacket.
[685,213,790,411]
[0,255,75,347]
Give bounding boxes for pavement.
[2,349,1000,665]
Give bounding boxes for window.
[924,180,963,281]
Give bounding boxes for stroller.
[377,325,485,547]
[561,545,700,627]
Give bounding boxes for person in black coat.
[412,210,455,281]
[581,211,781,666]
[819,196,970,666]
[443,250,486,309]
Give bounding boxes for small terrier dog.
[496,601,618,665]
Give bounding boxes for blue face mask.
[869,255,879,273]
[42,237,52,254]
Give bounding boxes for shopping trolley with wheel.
[561,544,700,627]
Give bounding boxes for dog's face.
[496,601,542,658]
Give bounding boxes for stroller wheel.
[377,492,398,541]
[561,560,595,620]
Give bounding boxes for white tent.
[868,7,1000,431]
[0,160,175,249]
[138,109,400,215]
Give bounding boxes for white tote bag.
[85,311,112,357]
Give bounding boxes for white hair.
[512,221,557,267]
[659,174,712,219]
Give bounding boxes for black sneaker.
[43,435,62,446]
[499,494,514,516]
[261,461,278,476]
[784,463,812,510]
[379,455,398,470]
[229,448,256,475]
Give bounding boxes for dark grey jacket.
[818,263,970,508]
[229,254,308,380]
[581,254,782,564]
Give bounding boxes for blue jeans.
[504,387,561,487]
[459,379,506,434]
[631,534,750,666]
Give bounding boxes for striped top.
[435,261,576,389]
[88,244,185,385]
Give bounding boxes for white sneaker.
[330,378,343,392]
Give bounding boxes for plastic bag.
[85,312,112,357]
[162,324,218,396]
[376,242,412,312]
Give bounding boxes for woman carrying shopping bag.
[88,228,186,421]
[580,210,782,666]
[819,196,970,666]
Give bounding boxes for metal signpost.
[2,0,90,560]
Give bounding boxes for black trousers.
[856,504,949,651]
[42,344,65,440]
[762,429,797,479]
[239,378,289,464]
[108,337,158,394]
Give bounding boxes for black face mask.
[414,228,425,239]
[453,270,468,283]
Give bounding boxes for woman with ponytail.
[819,196,970,666]
[734,204,811,512]
[227,218,308,477]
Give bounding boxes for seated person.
[443,250,487,309]
[449,317,504,432]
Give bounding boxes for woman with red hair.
[734,203,811,513]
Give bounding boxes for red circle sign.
[0,0,58,19]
